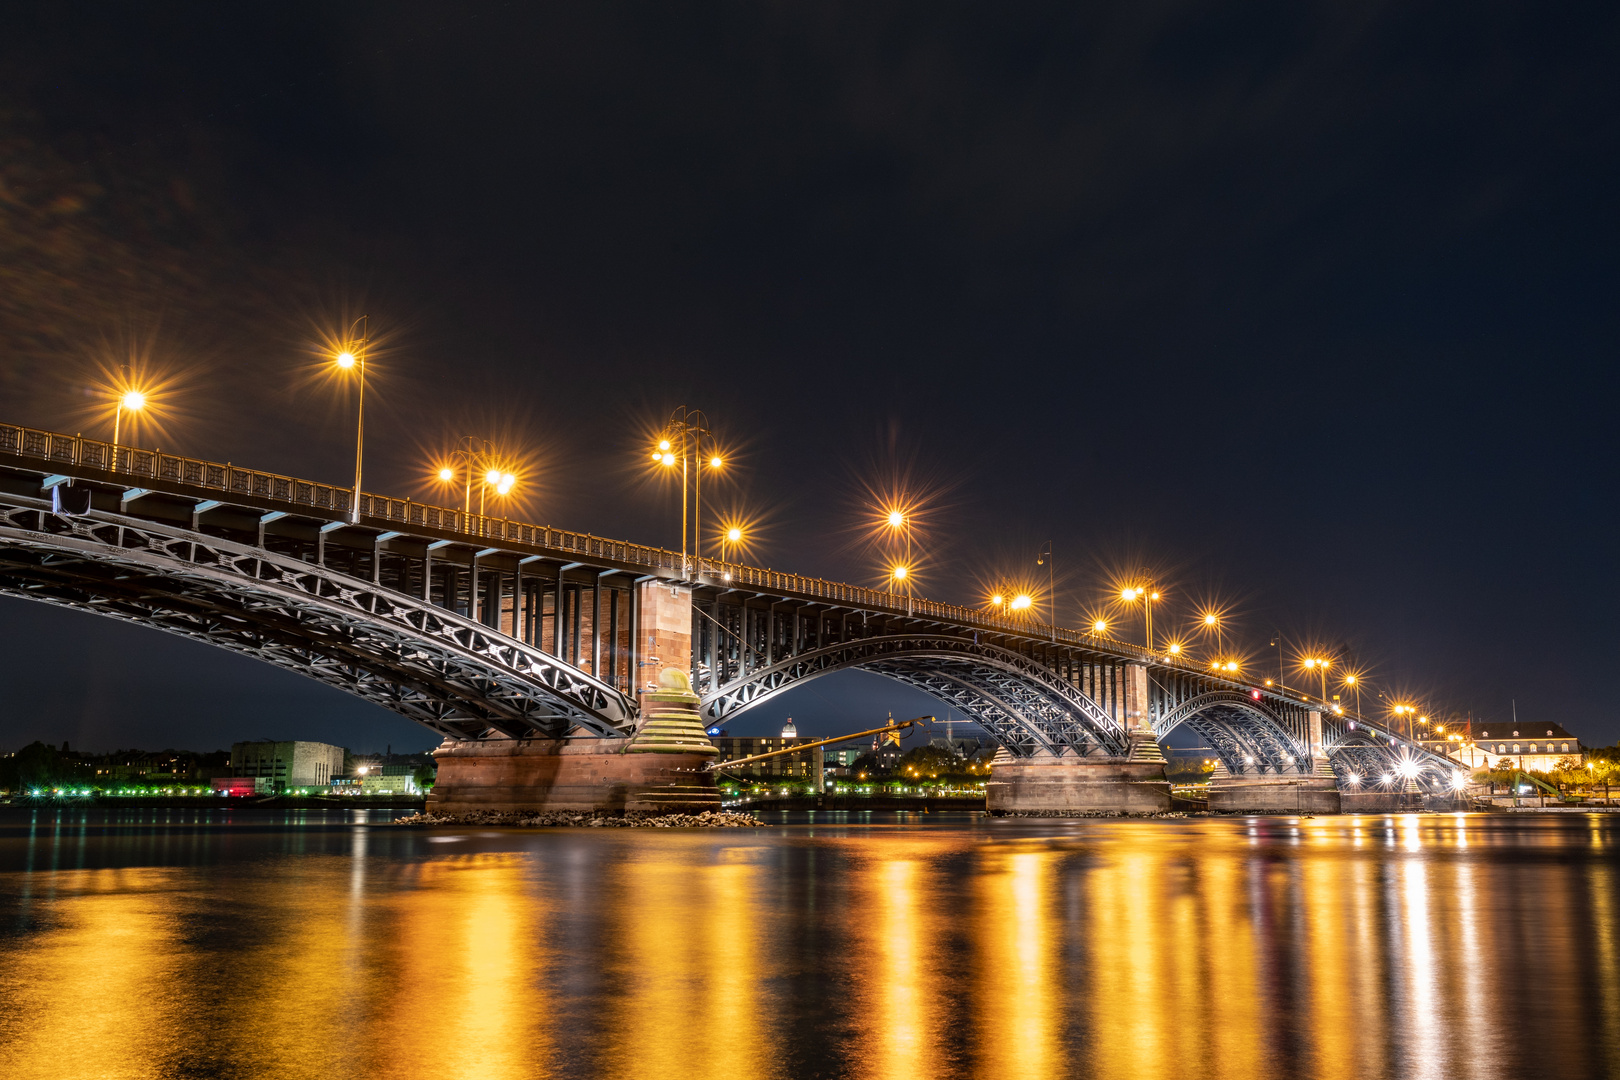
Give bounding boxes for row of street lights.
[94,366,1430,738]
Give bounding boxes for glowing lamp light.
[335,351,356,369]
[1381,772,1394,784]
[891,565,908,580]
[437,467,454,482]
[1250,690,1262,699]
[658,439,672,452]
[887,510,905,528]
[121,390,147,411]
[1011,595,1032,611]
[990,594,1005,607]
[1093,619,1108,632]
[726,527,742,542]
[1204,613,1218,626]
[662,453,676,466]
[1167,643,1181,654]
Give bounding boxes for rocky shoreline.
[393,809,765,828]
[994,809,1189,818]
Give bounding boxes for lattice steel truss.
[0,499,636,739]
[700,634,1130,757]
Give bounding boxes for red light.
[1251,690,1262,699]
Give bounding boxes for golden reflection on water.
[605,842,772,1080]
[851,841,947,1080]
[973,848,1057,1078]
[0,867,193,1079]
[1,814,1618,1080]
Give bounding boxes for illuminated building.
[229,740,344,792]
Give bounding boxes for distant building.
[1441,722,1583,773]
[95,750,230,785]
[230,740,344,792]
[212,776,274,796]
[712,737,823,786]
[353,763,419,795]
[780,717,798,738]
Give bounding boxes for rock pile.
[994,809,1188,819]
[394,809,764,828]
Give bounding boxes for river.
[0,809,1616,1079]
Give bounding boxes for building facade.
[230,740,345,791]
[1434,722,1583,773]
[711,737,825,786]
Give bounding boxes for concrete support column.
[1123,663,1152,733]
[1122,662,1164,763]
[635,579,692,705]
[1304,708,1335,778]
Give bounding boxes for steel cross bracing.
[1321,715,1462,791]
[0,498,635,739]
[700,634,1130,757]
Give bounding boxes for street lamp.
[1037,541,1054,642]
[1343,673,1362,721]
[437,437,515,517]
[110,388,148,472]
[1121,583,1162,649]
[334,316,367,523]
[652,406,721,579]
[1301,656,1332,704]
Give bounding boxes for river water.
[0,809,1616,1080]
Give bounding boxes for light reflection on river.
[0,809,1616,1079]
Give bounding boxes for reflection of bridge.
[0,421,1460,812]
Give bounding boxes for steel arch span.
[0,500,637,740]
[1156,690,1314,775]
[699,634,1131,758]
[1324,729,1463,791]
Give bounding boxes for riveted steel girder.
[700,634,1129,757]
[0,500,636,739]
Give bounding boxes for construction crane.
[703,715,932,774]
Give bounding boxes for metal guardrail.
[0,420,1160,651]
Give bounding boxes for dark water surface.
[0,809,1616,1080]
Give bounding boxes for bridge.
[0,420,1462,813]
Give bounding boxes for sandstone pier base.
[427,737,719,814]
[987,755,1172,814]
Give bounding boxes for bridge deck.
[0,419,1449,777]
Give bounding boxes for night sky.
[1,2,1615,754]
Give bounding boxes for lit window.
[1512,745,1520,753]
[1562,743,1569,753]
[1530,744,1538,754]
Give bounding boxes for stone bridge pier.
[429,581,722,814]
[1207,708,1341,814]
[985,662,1172,814]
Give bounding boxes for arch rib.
[701,634,1128,757]
[0,502,636,739]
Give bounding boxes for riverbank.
[396,809,762,828]
[0,794,427,811]
[727,795,987,811]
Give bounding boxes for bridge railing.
[0,422,1391,694]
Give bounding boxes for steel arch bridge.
[0,419,1463,788]
[700,634,1131,758]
